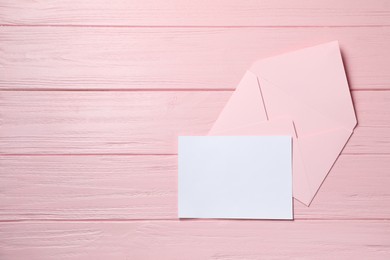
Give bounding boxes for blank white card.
[178,136,293,219]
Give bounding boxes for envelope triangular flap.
[298,127,353,205]
[249,41,357,131]
[209,71,268,135]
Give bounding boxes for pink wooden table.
[1,1,390,259]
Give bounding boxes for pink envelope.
[209,41,357,206]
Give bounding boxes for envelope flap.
[298,127,353,205]
[250,41,357,130]
[209,71,268,135]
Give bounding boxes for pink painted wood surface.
[1,1,390,258]
[1,221,389,259]
[1,155,389,221]
[1,0,390,26]
[0,91,388,154]
[1,27,390,90]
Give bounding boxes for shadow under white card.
[178,136,293,220]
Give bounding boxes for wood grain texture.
[1,0,390,26]
[1,154,389,221]
[1,220,389,259]
[0,90,230,154]
[0,90,388,155]
[1,26,390,90]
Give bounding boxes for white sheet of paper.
[178,136,293,220]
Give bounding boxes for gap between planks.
[0,218,389,223]
[0,88,389,92]
[3,24,390,28]
[0,153,387,156]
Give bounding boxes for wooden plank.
[1,154,389,220]
[344,126,390,154]
[1,27,390,90]
[0,91,230,154]
[0,220,389,259]
[1,0,390,26]
[0,90,388,155]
